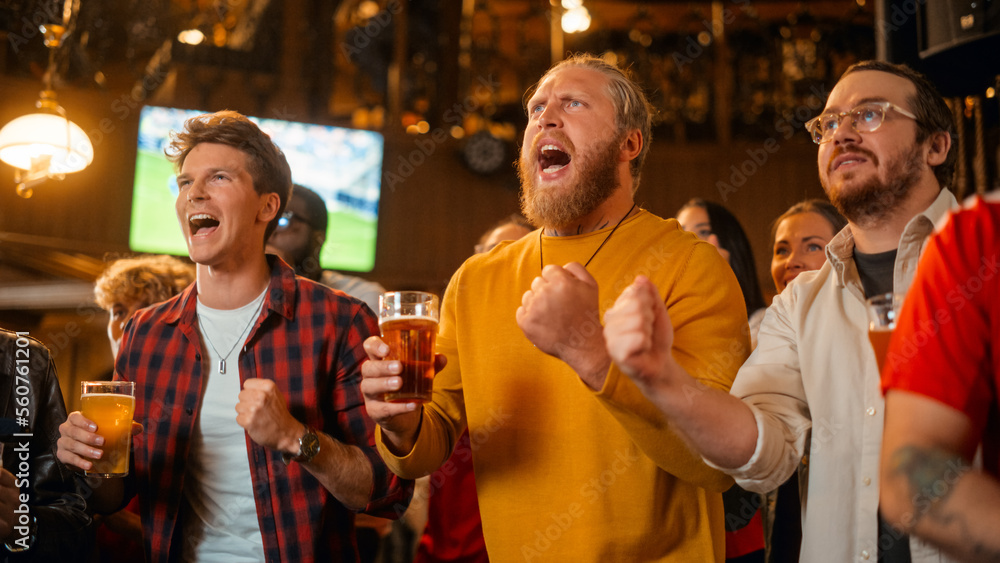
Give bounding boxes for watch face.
[300,430,320,460]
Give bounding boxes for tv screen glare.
[130,106,384,272]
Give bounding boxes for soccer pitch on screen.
[129,106,383,272]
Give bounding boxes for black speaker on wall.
[916,0,1000,96]
[920,0,1000,57]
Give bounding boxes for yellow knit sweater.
[378,210,748,562]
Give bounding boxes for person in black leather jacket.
[0,327,91,562]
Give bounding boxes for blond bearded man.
[361,54,748,562]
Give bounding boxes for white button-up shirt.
[719,189,959,562]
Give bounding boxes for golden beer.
[865,293,901,374]
[380,317,438,403]
[80,382,135,477]
[868,328,894,373]
[379,291,440,404]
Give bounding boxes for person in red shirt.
[57,111,411,562]
[880,192,1000,562]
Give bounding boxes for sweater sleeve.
[596,242,747,492]
[376,268,467,479]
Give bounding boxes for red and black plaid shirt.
[115,258,412,562]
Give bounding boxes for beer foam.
[82,393,135,403]
[378,315,439,326]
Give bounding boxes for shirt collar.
[266,254,298,321]
[164,255,298,326]
[825,188,959,286]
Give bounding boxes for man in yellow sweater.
[361,54,747,561]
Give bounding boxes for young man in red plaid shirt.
[58,111,411,562]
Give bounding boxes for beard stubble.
[824,143,924,228]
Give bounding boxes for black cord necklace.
[538,203,637,271]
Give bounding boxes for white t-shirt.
[182,289,267,562]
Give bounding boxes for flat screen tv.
[130,106,384,272]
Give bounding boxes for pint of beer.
[80,381,135,477]
[865,293,901,373]
[379,291,439,403]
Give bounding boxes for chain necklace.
[197,296,265,374]
[538,203,637,271]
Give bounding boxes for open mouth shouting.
[189,213,220,237]
[538,143,571,174]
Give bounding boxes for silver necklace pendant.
[199,294,265,377]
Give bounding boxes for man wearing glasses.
[603,61,958,562]
[266,184,385,311]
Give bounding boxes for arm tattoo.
[890,444,970,528]
[889,445,1000,560]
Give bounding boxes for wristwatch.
[282,425,320,465]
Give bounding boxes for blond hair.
[525,54,654,190]
[94,255,196,311]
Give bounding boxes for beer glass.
[80,381,135,477]
[866,293,902,372]
[378,291,439,403]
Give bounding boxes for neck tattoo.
[539,203,637,271]
[198,297,265,374]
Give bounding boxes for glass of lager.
[379,291,439,403]
[80,381,135,477]
[866,293,902,373]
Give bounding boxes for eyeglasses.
[276,211,307,230]
[805,101,918,144]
